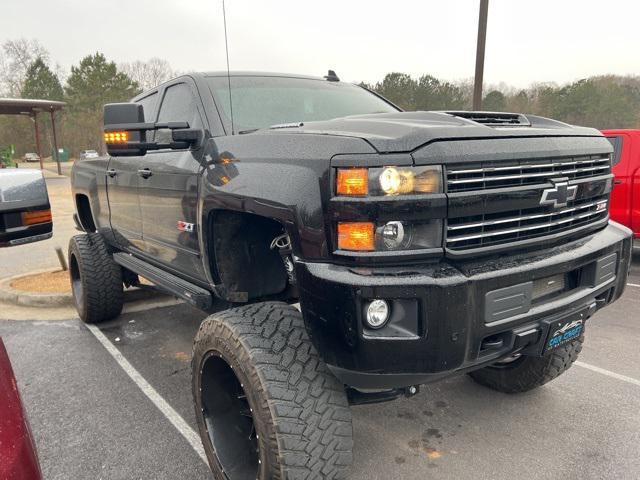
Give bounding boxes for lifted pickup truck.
[70,71,632,479]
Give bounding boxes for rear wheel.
[468,335,584,393]
[192,302,353,479]
[68,233,124,323]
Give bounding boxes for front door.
[137,81,206,281]
[106,91,159,252]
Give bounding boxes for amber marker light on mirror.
[21,209,52,226]
[337,222,375,251]
[103,131,129,144]
[337,168,368,196]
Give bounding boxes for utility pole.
[473,0,489,110]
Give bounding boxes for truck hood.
[273,111,604,153]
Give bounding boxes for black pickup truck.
[70,71,632,479]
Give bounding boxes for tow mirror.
[103,103,202,157]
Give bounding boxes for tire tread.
[469,335,584,393]
[193,302,353,479]
[68,233,123,323]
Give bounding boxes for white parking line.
[85,324,208,465]
[627,282,640,288]
[575,361,640,388]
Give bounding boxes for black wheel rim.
[69,254,83,311]
[200,352,259,480]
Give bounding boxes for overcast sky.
[4,0,640,88]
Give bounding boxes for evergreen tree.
[21,57,63,100]
[65,52,140,111]
[483,90,507,111]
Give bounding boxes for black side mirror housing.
[172,128,202,144]
[104,103,148,156]
[104,103,202,157]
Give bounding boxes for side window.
[157,83,202,129]
[606,136,623,166]
[136,92,158,122]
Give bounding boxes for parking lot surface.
[1,254,639,480]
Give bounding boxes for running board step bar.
[113,252,212,310]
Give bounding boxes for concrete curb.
[0,269,73,307]
[0,269,166,308]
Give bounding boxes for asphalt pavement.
[0,253,638,479]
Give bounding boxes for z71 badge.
[177,221,195,233]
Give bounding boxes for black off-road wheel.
[192,302,353,480]
[68,233,124,324]
[468,335,584,393]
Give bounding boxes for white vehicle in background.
[22,153,40,163]
[79,150,99,160]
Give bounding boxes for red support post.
[50,110,61,175]
[33,112,43,171]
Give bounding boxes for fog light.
[365,299,390,329]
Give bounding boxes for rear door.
[137,80,206,281]
[606,133,632,227]
[106,91,159,252]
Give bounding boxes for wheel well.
[75,194,96,232]
[208,210,288,302]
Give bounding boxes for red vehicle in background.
[602,129,640,239]
[0,339,42,480]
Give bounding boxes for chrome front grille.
[446,196,609,251]
[447,155,611,193]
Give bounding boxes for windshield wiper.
[269,122,304,130]
[238,122,304,135]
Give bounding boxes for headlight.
[337,219,442,252]
[336,165,442,197]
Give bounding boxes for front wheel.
[468,335,584,393]
[192,302,353,480]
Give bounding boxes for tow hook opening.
[347,385,420,405]
[479,332,512,355]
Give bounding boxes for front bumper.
[297,222,633,389]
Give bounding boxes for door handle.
[107,168,117,178]
[613,179,622,185]
[138,168,153,179]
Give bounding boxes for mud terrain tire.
[192,302,353,480]
[468,335,584,393]
[68,233,123,323]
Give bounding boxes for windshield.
[206,75,398,133]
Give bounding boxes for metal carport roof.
[0,98,66,172]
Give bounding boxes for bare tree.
[119,58,176,91]
[0,38,49,97]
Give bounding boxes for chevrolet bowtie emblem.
[540,178,577,208]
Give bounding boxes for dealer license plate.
[544,311,585,352]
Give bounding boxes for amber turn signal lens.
[337,168,368,196]
[337,222,375,251]
[104,131,129,144]
[21,209,52,226]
